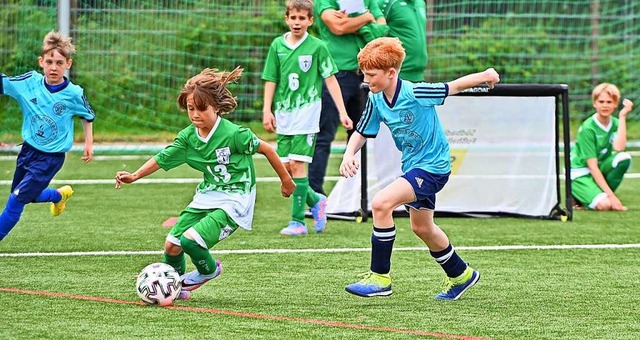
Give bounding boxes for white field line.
[1,243,640,257]
[0,177,344,185]
[0,154,346,161]
[4,173,640,186]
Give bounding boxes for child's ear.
[388,68,397,79]
[66,59,73,69]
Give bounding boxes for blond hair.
[286,0,313,17]
[41,30,76,59]
[592,83,621,105]
[357,37,405,71]
[177,66,243,115]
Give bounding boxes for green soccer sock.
[163,251,187,275]
[180,235,216,275]
[305,183,320,208]
[292,177,309,224]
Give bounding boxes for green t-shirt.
[155,118,260,194]
[315,0,385,71]
[262,33,338,135]
[570,114,619,178]
[379,0,427,82]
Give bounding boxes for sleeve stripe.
[8,72,33,82]
[355,96,374,134]
[81,94,96,121]
[415,95,445,98]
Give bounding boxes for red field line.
[0,287,488,339]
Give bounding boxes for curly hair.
[177,66,243,115]
[41,30,76,59]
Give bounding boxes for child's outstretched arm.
[447,68,500,96]
[80,118,94,163]
[257,140,295,197]
[115,157,161,189]
[339,131,367,178]
[325,75,353,130]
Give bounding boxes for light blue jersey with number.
[356,79,450,174]
[1,71,95,153]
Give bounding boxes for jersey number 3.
[207,165,231,183]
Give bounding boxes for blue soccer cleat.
[345,272,392,297]
[435,267,480,301]
[310,194,328,233]
[280,221,308,236]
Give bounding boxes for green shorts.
[571,152,631,209]
[167,207,239,249]
[276,133,317,163]
[571,175,607,209]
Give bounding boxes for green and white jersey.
[262,32,338,135]
[154,117,261,230]
[379,0,427,82]
[315,0,384,71]
[570,114,619,179]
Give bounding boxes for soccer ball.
[135,262,182,306]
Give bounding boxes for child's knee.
[371,195,394,214]
[595,198,612,211]
[180,233,207,254]
[613,152,631,171]
[164,240,182,256]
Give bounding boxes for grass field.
[1,152,639,339]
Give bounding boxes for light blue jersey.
[1,71,95,153]
[357,79,450,174]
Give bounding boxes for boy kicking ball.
[340,37,499,300]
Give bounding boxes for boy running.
[0,31,95,242]
[116,67,295,299]
[341,37,499,300]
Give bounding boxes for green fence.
[1,0,639,142]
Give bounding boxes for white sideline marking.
[0,154,344,161]
[4,173,640,186]
[1,243,639,257]
[0,177,344,185]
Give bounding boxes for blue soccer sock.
[370,225,396,274]
[0,195,26,241]
[34,188,62,203]
[430,243,467,278]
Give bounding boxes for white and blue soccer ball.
[135,262,182,306]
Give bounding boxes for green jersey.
[262,33,338,135]
[315,0,384,71]
[379,0,427,82]
[570,114,619,179]
[154,118,261,230]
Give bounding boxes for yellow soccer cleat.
[50,185,74,217]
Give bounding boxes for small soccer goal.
[326,84,572,222]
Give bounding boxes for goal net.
[326,84,572,221]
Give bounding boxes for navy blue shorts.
[401,169,450,210]
[11,143,65,204]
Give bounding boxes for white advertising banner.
[326,95,559,218]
